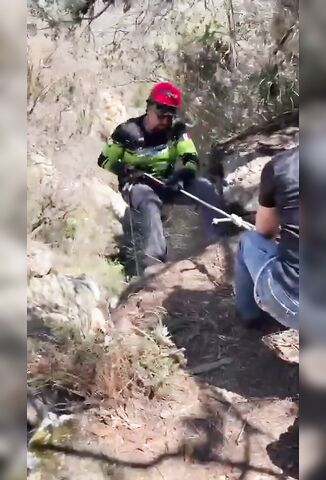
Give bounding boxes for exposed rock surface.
[210,125,299,212]
[28,272,106,337]
[28,240,54,277]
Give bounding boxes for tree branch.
[83,0,115,25]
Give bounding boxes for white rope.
[143,172,255,232]
[212,214,255,231]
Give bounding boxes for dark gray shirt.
[259,147,299,297]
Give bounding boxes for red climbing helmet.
[148,81,182,111]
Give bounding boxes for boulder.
[81,176,127,221]
[27,152,59,234]
[28,240,54,277]
[212,127,299,212]
[28,273,106,336]
[92,89,128,141]
[223,155,271,211]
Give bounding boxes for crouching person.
[98,81,229,273]
[234,147,299,330]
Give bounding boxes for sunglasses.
[153,103,177,119]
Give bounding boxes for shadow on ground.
[267,415,299,479]
[160,280,299,479]
[162,286,298,400]
[28,238,299,479]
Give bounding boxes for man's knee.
[131,184,162,210]
[189,176,219,199]
[191,176,213,190]
[238,231,268,258]
[191,175,228,213]
[239,231,260,249]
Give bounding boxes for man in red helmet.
[98,81,229,271]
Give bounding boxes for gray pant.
[127,177,230,267]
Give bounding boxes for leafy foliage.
[171,3,299,145]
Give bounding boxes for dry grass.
[28,320,184,407]
[27,47,56,116]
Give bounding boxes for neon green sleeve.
[176,133,199,172]
[100,141,124,172]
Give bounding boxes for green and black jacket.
[98,115,199,182]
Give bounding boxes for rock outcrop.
[28,240,54,277]
[28,272,106,337]
[27,153,126,338]
[211,125,299,212]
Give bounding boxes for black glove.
[111,160,130,177]
[113,161,144,182]
[165,179,184,192]
[165,168,195,190]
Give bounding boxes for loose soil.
[39,239,299,480]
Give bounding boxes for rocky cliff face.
[27,151,128,342]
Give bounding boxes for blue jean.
[235,231,299,330]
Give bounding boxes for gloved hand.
[165,168,195,191]
[114,161,143,182]
[165,178,184,192]
[112,160,130,177]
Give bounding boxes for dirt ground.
[77,239,298,480]
[28,134,299,480]
[27,176,299,480]
[28,218,299,480]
